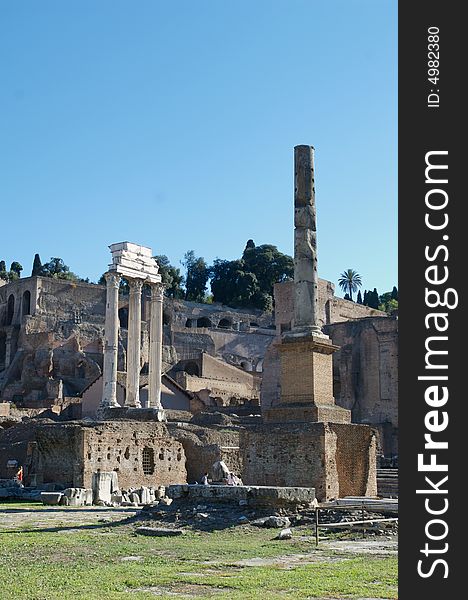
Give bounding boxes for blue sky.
[0,1,397,297]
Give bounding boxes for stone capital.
[104,271,121,289]
[150,282,165,303]
[128,278,145,293]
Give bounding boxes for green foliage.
[10,262,23,276]
[154,255,185,299]
[379,288,399,314]
[356,290,363,304]
[32,253,43,276]
[391,285,398,301]
[367,288,380,309]
[41,257,79,281]
[338,269,362,301]
[209,241,292,311]
[0,260,22,282]
[182,251,209,303]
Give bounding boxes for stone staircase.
[377,468,398,498]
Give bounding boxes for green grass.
[0,504,397,600]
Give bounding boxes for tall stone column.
[101,272,121,407]
[293,145,322,335]
[125,278,144,407]
[148,282,165,419]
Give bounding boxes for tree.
[338,269,362,301]
[208,241,293,311]
[344,293,351,301]
[0,261,6,281]
[32,254,43,276]
[367,288,380,309]
[154,255,185,299]
[41,257,79,281]
[242,242,293,296]
[210,259,260,307]
[182,251,209,303]
[10,262,23,277]
[356,290,363,304]
[391,286,398,301]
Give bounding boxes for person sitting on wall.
[201,472,209,485]
[227,472,236,486]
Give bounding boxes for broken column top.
[108,241,162,284]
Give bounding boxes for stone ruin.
[0,145,387,504]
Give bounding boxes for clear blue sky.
[0,0,397,297]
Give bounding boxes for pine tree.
[391,286,398,301]
[357,290,363,304]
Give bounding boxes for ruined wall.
[81,421,186,489]
[170,423,241,484]
[324,317,398,455]
[240,423,329,498]
[274,279,385,334]
[35,423,84,487]
[240,422,376,501]
[328,423,378,498]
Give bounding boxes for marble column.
[101,271,121,407]
[125,278,144,407]
[293,145,322,334]
[148,282,165,416]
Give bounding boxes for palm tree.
[338,269,362,302]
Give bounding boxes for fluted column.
[125,278,144,407]
[148,282,165,417]
[101,271,121,407]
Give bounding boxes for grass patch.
[0,504,397,599]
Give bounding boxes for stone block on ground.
[41,492,63,505]
[276,528,292,540]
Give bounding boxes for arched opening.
[142,447,155,475]
[184,361,200,376]
[240,361,251,371]
[197,316,212,328]
[218,318,232,329]
[185,318,192,328]
[6,295,15,326]
[22,291,31,317]
[118,307,129,329]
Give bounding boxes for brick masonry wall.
[81,421,186,489]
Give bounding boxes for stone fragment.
[159,497,172,506]
[41,492,63,505]
[130,492,141,504]
[276,528,292,540]
[238,516,249,524]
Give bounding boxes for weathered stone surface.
[167,484,316,508]
[276,528,292,540]
[63,487,93,507]
[92,471,119,505]
[41,491,63,505]
[135,526,185,537]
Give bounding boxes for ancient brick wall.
[239,422,376,501]
[81,421,186,489]
[328,423,378,498]
[240,423,328,497]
